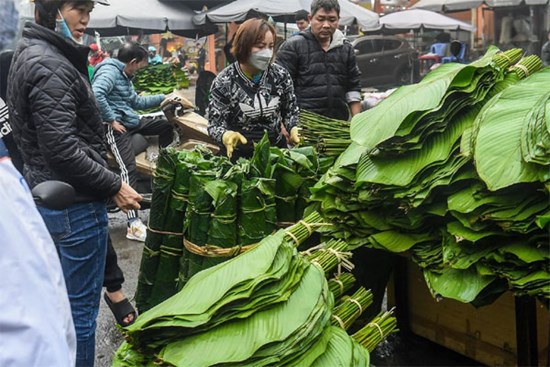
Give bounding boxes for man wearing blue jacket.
[92,41,173,242]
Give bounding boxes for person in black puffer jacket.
[276,0,362,121]
[207,18,300,160]
[7,1,141,365]
[278,0,396,323]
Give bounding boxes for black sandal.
[103,293,137,327]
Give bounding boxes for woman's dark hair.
[310,0,340,17]
[117,41,148,63]
[231,18,275,64]
[34,0,92,30]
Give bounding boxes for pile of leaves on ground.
[308,47,549,306]
[113,214,397,367]
[136,136,333,312]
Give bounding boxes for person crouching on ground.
[206,18,300,160]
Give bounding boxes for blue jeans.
[38,201,108,367]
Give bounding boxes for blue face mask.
[55,10,73,41]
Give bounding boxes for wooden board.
[389,261,549,366]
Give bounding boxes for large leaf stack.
[134,62,190,95]
[310,47,549,304]
[113,215,397,366]
[136,136,329,312]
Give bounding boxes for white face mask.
[249,48,273,71]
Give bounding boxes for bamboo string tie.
[147,219,184,236]
[325,247,355,275]
[367,321,384,340]
[143,245,160,257]
[297,220,313,236]
[285,231,300,246]
[334,278,345,294]
[332,315,346,329]
[300,243,326,257]
[513,64,530,77]
[310,260,324,271]
[183,238,254,258]
[499,52,512,64]
[349,298,363,315]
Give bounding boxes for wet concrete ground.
[95,210,144,367]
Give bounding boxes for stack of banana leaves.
[309,46,549,306]
[136,135,330,312]
[134,62,190,94]
[133,62,190,113]
[113,213,397,367]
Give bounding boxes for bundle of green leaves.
[309,48,549,305]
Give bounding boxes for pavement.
[95,210,146,367]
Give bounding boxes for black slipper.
[103,293,137,327]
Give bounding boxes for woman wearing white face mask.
[7,0,142,366]
[207,18,300,160]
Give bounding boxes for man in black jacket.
[276,0,362,121]
[277,0,395,322]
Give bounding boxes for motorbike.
[106,94,218,205]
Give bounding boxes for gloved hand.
[222,131,247,158]
[290,126,301,145]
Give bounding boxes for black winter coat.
[276,29,362,121]
[7,22,121,200]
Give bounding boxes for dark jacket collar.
[299,28,346,51]
[22,21,90,77]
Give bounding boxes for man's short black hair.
[310,0,340,17]
[295,10,309,22]
[117,41,148,63]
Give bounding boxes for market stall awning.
[411,0,549,12]
[380,9,475,31]
[87,0,217,37]
[159,0,234,11]
[193,0,379,31]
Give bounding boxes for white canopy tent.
[411,0,548,12]
[380,9,475,31]
[193,0,379,31]
[86,0,216,37]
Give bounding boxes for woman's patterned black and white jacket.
[206,62,299,148]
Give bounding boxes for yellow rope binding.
[333,278,345,295]
[367,321,384,340]
[183,238,255,258]
[332,315,346,329]
[349,298,364,315]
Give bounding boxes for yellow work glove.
[222,131,247,158]
[290,126,301,145]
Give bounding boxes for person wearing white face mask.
[7,0,142,366]
[207,18,300,160]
